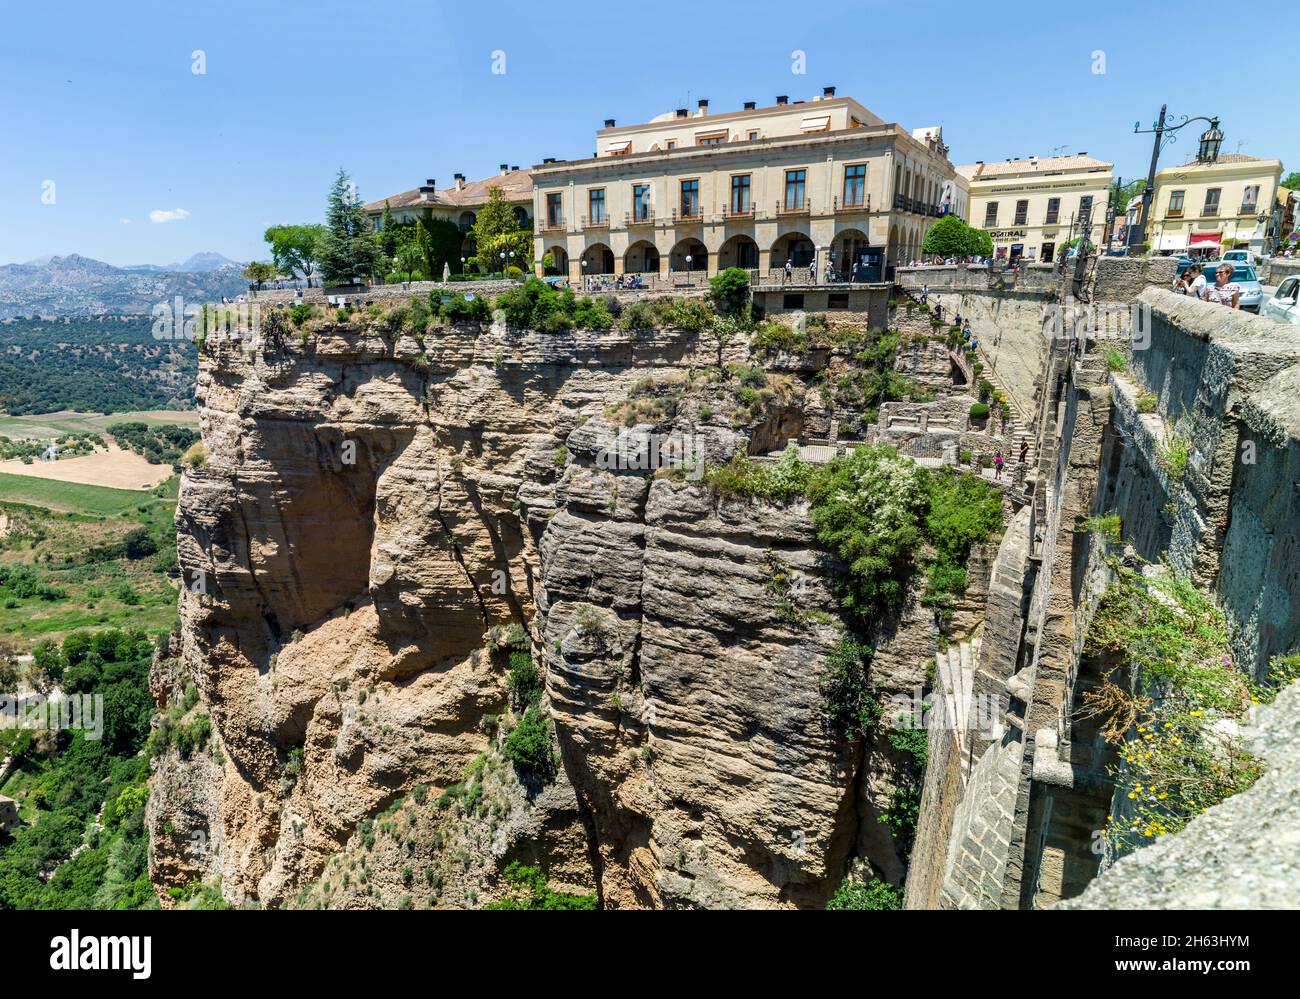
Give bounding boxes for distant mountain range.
[0,253,250,318]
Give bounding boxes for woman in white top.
[1173,263,1206,298]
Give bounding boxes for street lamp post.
[1129,105,1222,252]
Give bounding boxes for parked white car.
[1261,276,1300,325]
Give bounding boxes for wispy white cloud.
[119,218,132,224]
[149,207,190,224]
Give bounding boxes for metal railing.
[834,194,871,212]
[625,209,654,226]
[777,199,809,215]
[540,216,566,231]
[581,213,609,229]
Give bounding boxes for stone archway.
[771,231,815,270]
[543,244,568,276]
[623,240,660,274]
[669,237,707,272]
[580,242,615,277]
[717,234,759,271]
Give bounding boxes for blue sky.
[2,0,1292,266]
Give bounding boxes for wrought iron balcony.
[540,216,566,232]
[720,203,755,220]
[777,199,809,215]
[581,213,609,229]
[834,194,871,213]
[626,209,655,226]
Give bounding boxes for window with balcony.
[632,184,651,222]
[730,174,751,215]
[1045,197,1060,225]
[1079,195,1093,220]
[843,164,866,207]
[984,202,999,228]
[588,188,606,225]
[697,131,727,146]
[546,192,563,228]
[784,169,807,211]
[680,179,700,219]
[1240,184,1260,214]
[1167,190,1185,218]
[1014,199,1028,225]
[1203,188,1221,216]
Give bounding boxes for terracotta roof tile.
[365,169,533,213]
[955,155,1111,180]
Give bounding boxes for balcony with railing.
[1201,204,1220,218]
[835,193,871,213]
[540,215,566,232]
[777,198,810,216]
[626,208,655,226]
[581,213,609,230]
[672,206,704,223]
[720,202,755,220]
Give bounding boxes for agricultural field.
[0,474,181,647]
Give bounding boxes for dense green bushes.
[0,629,158,910]
[484,861,596,910]
[827,875,903,910]
[818,636,881,739]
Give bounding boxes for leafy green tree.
[970,227,994,257]
[503,705,552,773]
[818,635,880,738]
[470,187,531,275]
[1280,171,1300,192]
[709,267,751,315]
[318,168,382,285]
[242,261,276,290]
[414,219,435,279]
[394,243,422,284]
[378,201,399,258]
[921,215,972,258]
[264,224,325,286]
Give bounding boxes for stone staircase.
[934,634,982,778]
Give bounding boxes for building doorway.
[1041,242,1055,264]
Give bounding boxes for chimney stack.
[511,165,519,172]
[499,163,509,175]
[776,95,789,105]
[454,172,465,189]
[675,107,689,119]
[419,179,437,202]
[603,118,616,128]
[743,100,756,111]
[542,157,556,164]
[697,98,709,116]
[823,85,836,97]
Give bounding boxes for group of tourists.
[1172,262,1242,309]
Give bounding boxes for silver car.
[1262,276,1300,325]
[1202,261,1263,312]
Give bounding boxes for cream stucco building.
[529,88,957,283]
[955,154,1113,264]
[1147,153,1283,256]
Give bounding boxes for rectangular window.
[828,293,850,310]
[1168,190,1185,217]
[680,179,699,218]
[1014,199,1029,225]
[546,192,563,228]
[1045,198,1060,225]
[588,188,605,224]
[783,294,805,310]
[730,174,751,215]
[632,184,651,222]
[1203,188,1220,216]
[1079,195,1094,219]
[984,201,999,227]
[843,164,866,207]
[665,140,676,150]
[697,133,726,146]
[748,130,759,141]
[784,169,807,210]
[1240,184,1260,213]
[1041,242,1055,263]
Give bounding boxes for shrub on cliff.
[827,876,902,910]
[503,705,553,774]
[438,292,490,324]
[484,861,596,910]
[818,635,880,738]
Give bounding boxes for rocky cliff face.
[148,315,971,908]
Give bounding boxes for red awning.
[1188,233,1221,247]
